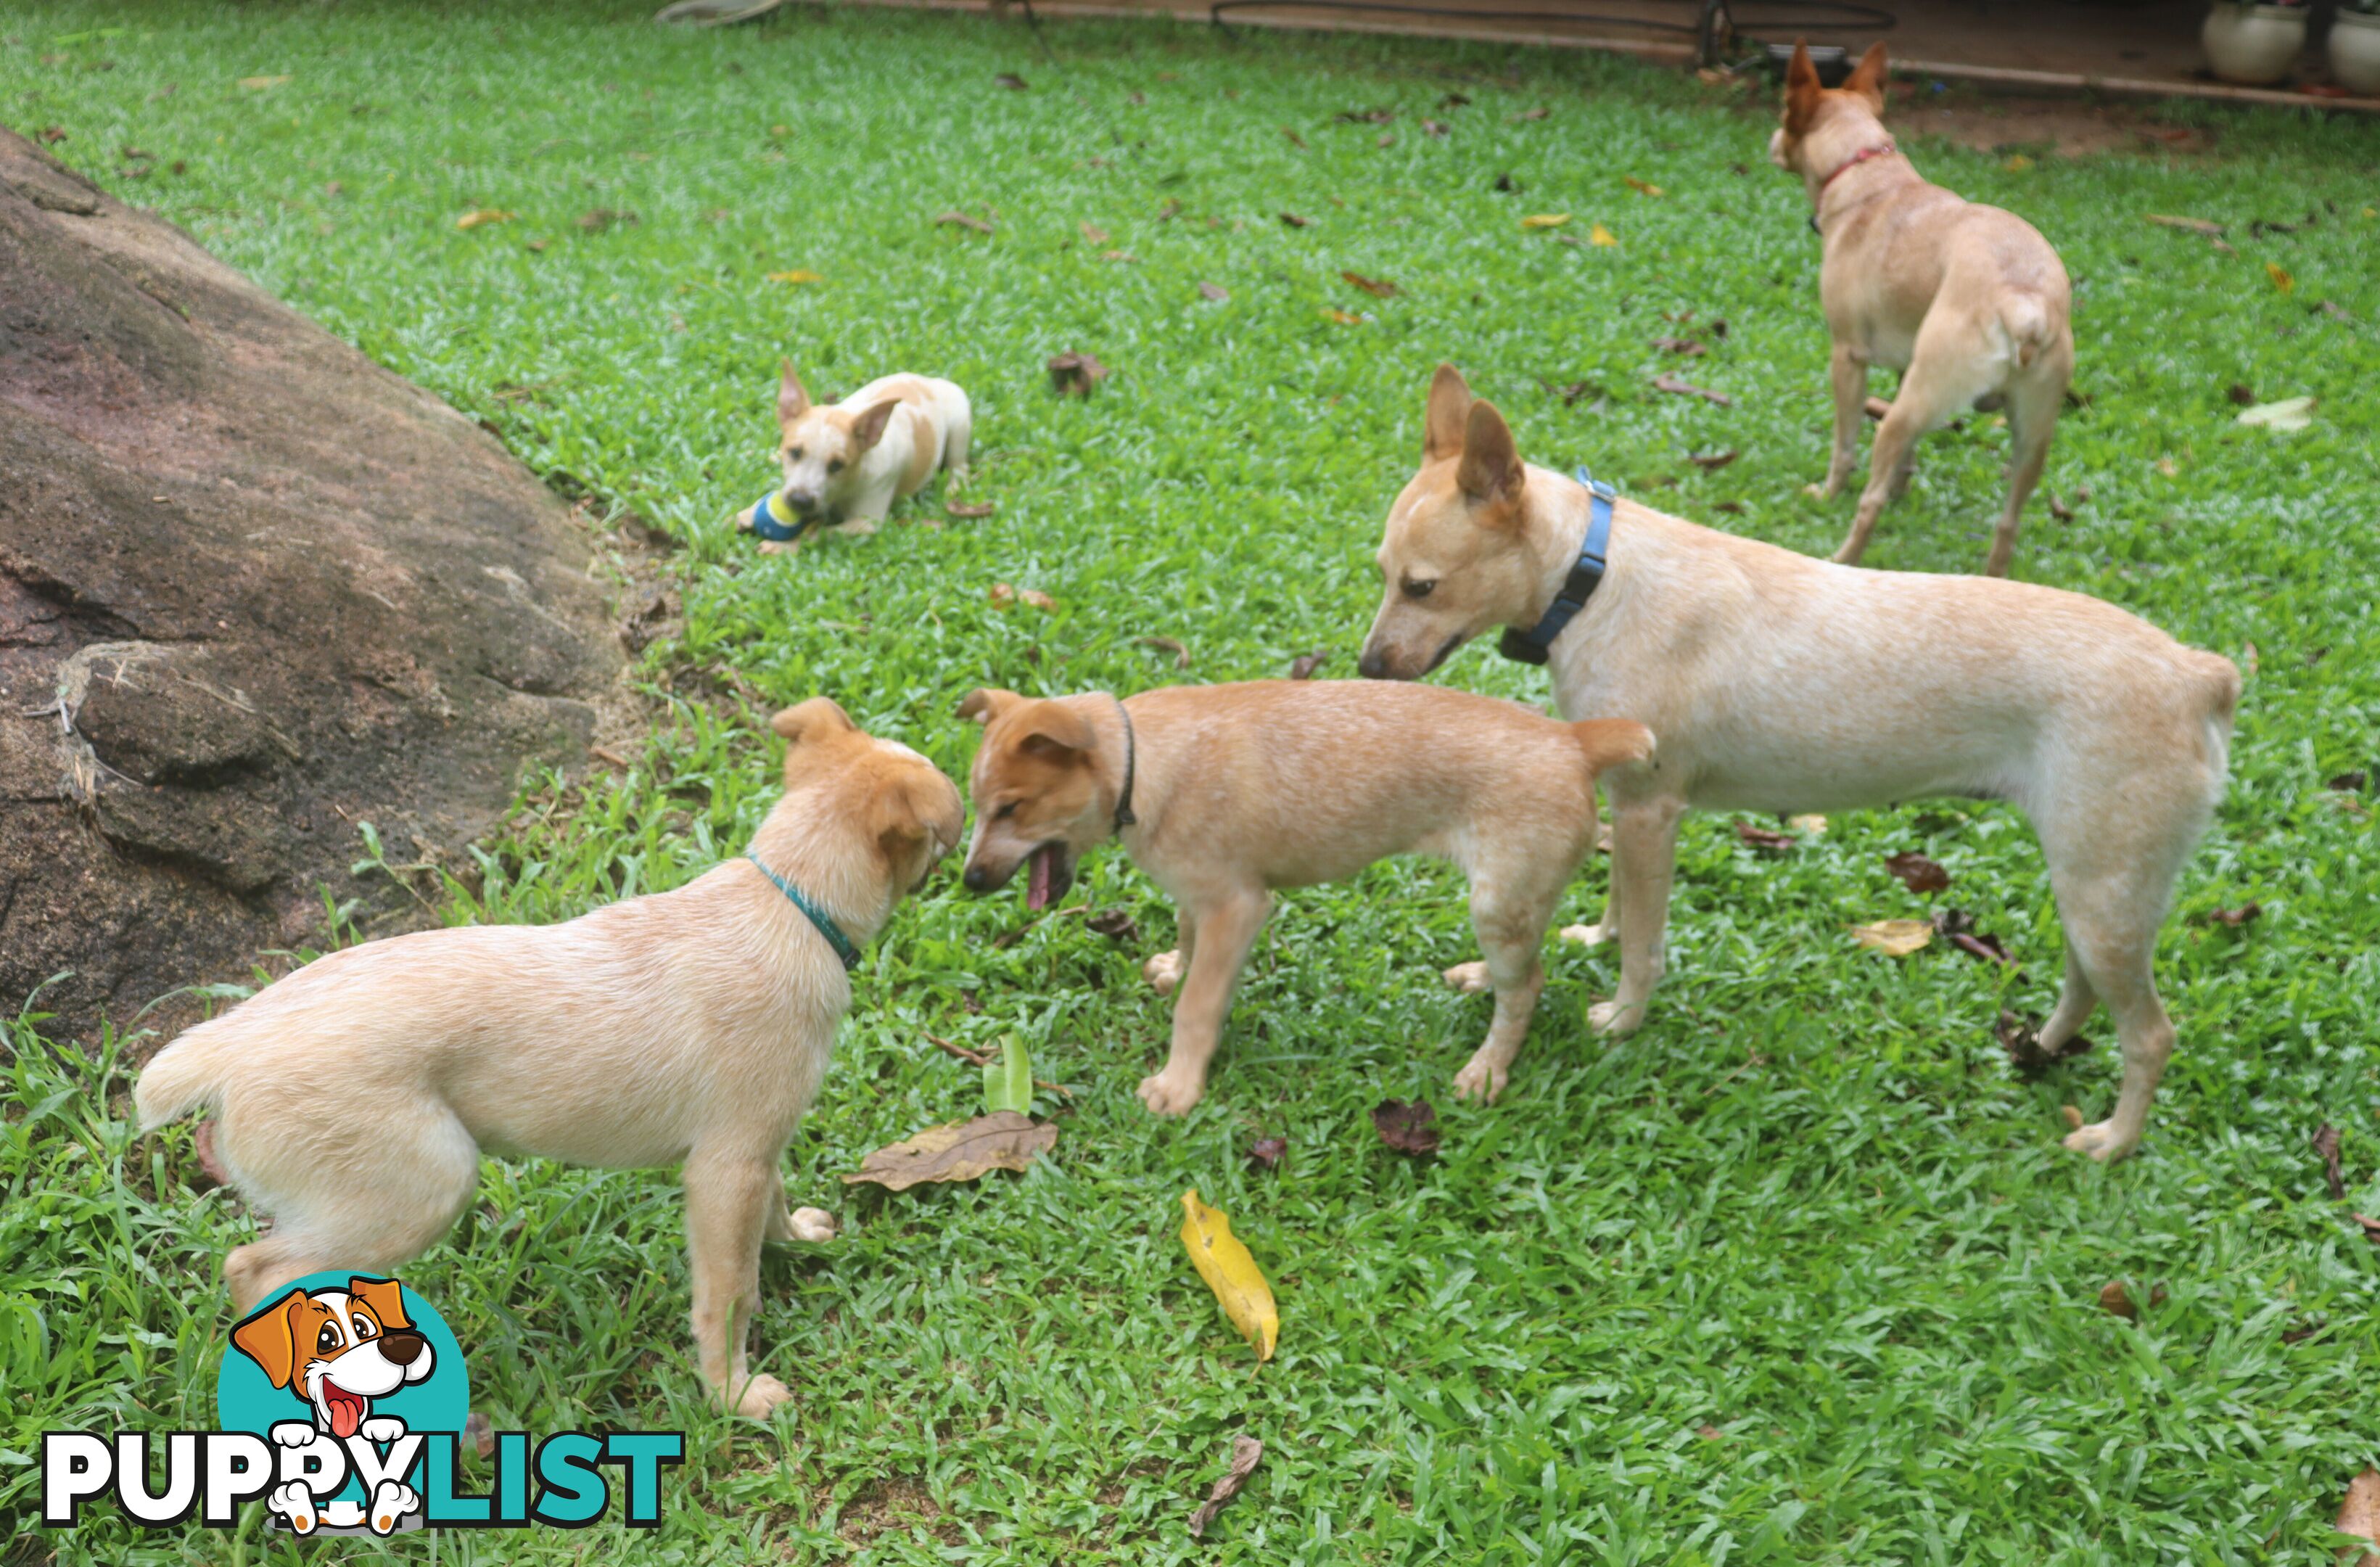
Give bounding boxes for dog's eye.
[352,1317,375,1338]
[827,458,845,474]
[787,446,804,461]
[994,801,1017,820]
[1402,577,1437,601]
[316,1323,344,1352]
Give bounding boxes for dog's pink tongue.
[328,1392,362,1440]
[1026,847,1053,911]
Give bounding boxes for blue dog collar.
[745,850,861,971]
[745,491,812,544]
[1498,466,1615,667]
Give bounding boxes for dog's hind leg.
[942,402,973,482]
[684,1146,786,1418]
[2038,945,2098,1055]
[1450,863,1568,1103]
[222,1100,479,1311]
[1983,352,2067,577]
[1836,324,1994,567]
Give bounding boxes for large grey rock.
[0,124,631,1039]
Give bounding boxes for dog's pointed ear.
[1016,701,1095,766]
[1455,400,1525,512]
[231,1291,306,1390]
[956,688,1023,727]
[348,1277,412,1333]
[871,769,963,861]
[777,361,811,427]
[1424,363,1473,462]
[1845,41,1888,112]
[772,697,858,747]
[1784,41,1823,135]
[849,399,899,453]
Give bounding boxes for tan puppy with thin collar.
[1772,41,2074,577]
[955,680,1652,1114]
[135,699,962,1418]
[1358,366,2237,1164]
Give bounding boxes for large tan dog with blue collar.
[137,700,960,1417]
[1357,366,2236,1163]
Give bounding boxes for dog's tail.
[2193,650,2242,786]
[132,1013,239,1132]
[1998,292,2056,370]
[1572,717,1656,778]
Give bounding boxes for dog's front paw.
[782,1205,837,1243]
[833,517,881,536]
[1588,998,1645,1036]
[1442,961,1491,995]
[1137,1069,1204,1116]
[757,539,796,556]
[1451,1053,1507,1103]
[367,1480,419,1535]
[730,1374,794,1419]
[1142,950,1187,996]
[1558,923,1613,948]
[269,1481,318,1534]
[2061,1119,2137,1163]
[360,1416,405,1445]
[1802,481,1829,501]
[271,1420,319,1449]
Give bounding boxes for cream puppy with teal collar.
[737,363,972,553]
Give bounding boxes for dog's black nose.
[1356,649,1388,680]
[963,864,990,892]
[379,1331,427,1366]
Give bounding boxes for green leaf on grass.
[983,1032,1032,1114]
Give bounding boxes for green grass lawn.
[7,2,2380,1560]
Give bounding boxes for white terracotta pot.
[2330,9,2380,95]
[2202,2,2307,84]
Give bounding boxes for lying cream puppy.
[135,699,961,1417]
[955,680,1652,1114]
[737,363,972,551]
[1357,366,2237,1164]
[1772,41,2074,577]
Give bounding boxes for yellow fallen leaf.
[236,75,290,91]
[2266,260,2294,293]
[1589,223,1617,247]
[455,208,514,230]
[2004,154,2033,172]
[766,268,824,284]
[1848,918,1932,957]
[1520,213,1570,229]
[1787,814,1827,835]
[1179,1188,1277,1362]
[1624,176,1663,197]
[1322,308,1364,325]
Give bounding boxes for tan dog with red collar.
[231,1277,431,1535]
[1772,41,2073,577]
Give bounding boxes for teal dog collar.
[745,850,861,971]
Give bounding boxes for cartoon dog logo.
[230,1276,432,1534]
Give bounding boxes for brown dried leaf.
[937,209,995,234]
[1343,269,1399,297]
[2062,1103,2084,1130]
[1695,1423,1724,1440]
[1885,851,1951,894]
[843,1111,1057,1190]
[1438,91,1471,110]
[2338,1468,2380,1565]
[2359,1214,2380,1246]
[1949,931,2012,966]
[1689,450,1739,471]
[1281,126,1308,149]
[1511,106,1550,122]
[1018,588,1055,612]
[1864,395,1892,421]
[988,583,1017,608]
[1335,107,1394,124]
[946,500,996,519]
[2315,1123,2347,1202]
[995,72,1029,90]
[463,1410,495,1460]
[2207,902,2261,927]
[1422,118,1449,137]
[1188,1436,1264,1537]
[1248,1135,1288,1169]
[1322,308,1364,325]
[1079,221,1110,244]
[2048,493,2075,522]
[1625,175,1664,197]
[577,207,639,232]
[2098,1280,2138,1320]
[1137,635,1192,669]
[2330,769,2368,793]
[1652,374,1731,407]
[1198,281,1230,302]
[1280,210,1310,228]
[1048,351,1108,396]
[1653,336,1707,356]
[1085,907,1140,943]
[1735,822,1794,853]
[2002,1008,2094,1074]
[1371,1098,1440,1155]
[2226,382,2256,406]
[1288,651,1328,680]
[2145,213,2223,236]
[38,126,69,145]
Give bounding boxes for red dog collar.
[1818,142,1897,196]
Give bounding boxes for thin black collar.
[1498,466,1615,667]
[1111,694,1138,831]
